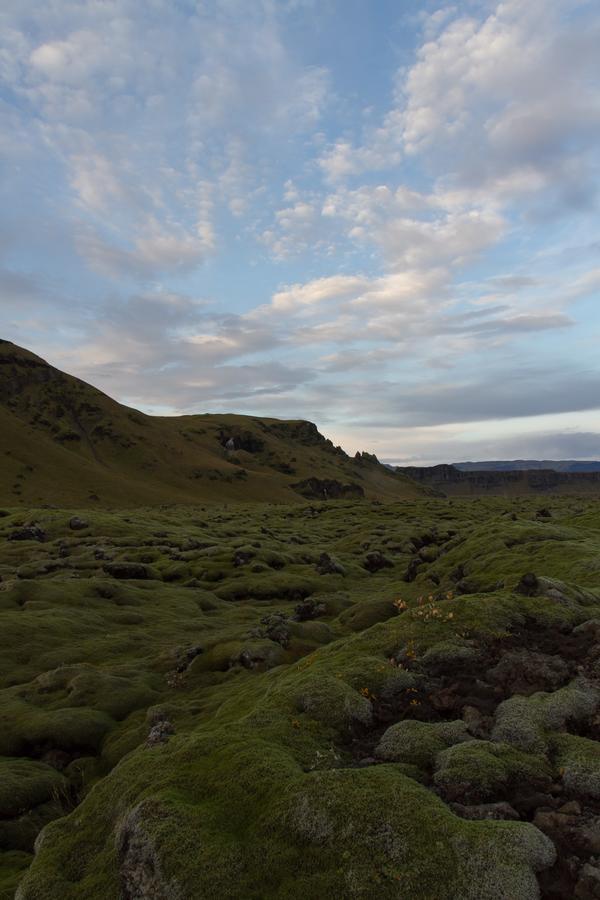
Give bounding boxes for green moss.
[2,495,600,897]
[552,733,600,798]
[492,677,600,754]
[376,720,469,767]
[337,597,397,631]
[0,851,31,900]
[0,759,66,819]
[434,740,551,801]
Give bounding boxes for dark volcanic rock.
[146,720,175,748]
[362,550,393,573]
[291,478,364,501]
[516,572,539,596]
[8,524,46,542]
[315,553,345,576]
[233,549,254,567]
[103,562,153,580]
[450,801,520,821]
[294,597,327,620]
[487,650,569,695]
[69,516,89,530]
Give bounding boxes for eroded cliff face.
[396,464,600,496]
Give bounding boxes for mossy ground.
[1,496,600,898]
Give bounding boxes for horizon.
[2,0,600,466]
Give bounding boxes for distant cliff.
[455,460,600,473]
[395,463,600,496]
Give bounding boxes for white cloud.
[1,0,331,280]
[271,274,368,311]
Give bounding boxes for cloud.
[77,219,215,279]
[1,0,330,280]
[2,0,600,465]
[342,366,600,428]
[382,429,600,467]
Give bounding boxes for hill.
[395,463,600,496]
[0,340,423,506]
[456,460,600,473]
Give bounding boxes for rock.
[315,553,345,576]
[462,705,491,739]
[146,720,174,748]
[451,801,520,821]
[559,800,582,816]
[575,864,600,899]
[363,551,393,573]
[487,650,569,696]
[533,810,567,832]
[8,524,46,542]
[403,558,420,582]
[580,819,600,854]
[516,572,539,596]
[239,649,255,669]
[234,641,285,670]
[291,478,364,500]
[259,613,291,648]
[294,597,326,620]
[176,646,203,673]
[574,619,600,640]
[455,578,482,595]
[103,562,153,580]
[69,516,88,530]
[233,549,254,567]
[116,800,183,898]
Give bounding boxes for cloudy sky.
[1,0,600,464]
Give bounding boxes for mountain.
[456,460,600,473]
[0,340,424,506]
[395,463,600,496]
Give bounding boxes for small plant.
[360,686,377,701]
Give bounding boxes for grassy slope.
[1,497,599,898]
[0,340,422,506]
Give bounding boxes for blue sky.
[1,0,600,464]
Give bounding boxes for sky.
[1,0,600,465]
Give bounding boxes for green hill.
[0,340,423,506]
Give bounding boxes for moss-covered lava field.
[2,497,600,899]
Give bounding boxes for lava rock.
[315,553,345,576]
[363,551,393,573]
[8,524,46,542]
[103,562,153,580]
[294,597,327,621]
[450,801,520,821]
[146,720,175,748]
[516,572,539,596]
[487,650,569,696]
[69,516,89,530]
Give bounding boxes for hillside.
[396,464,600,496]
[0,340,423,506]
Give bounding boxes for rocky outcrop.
[291,478,364,500]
